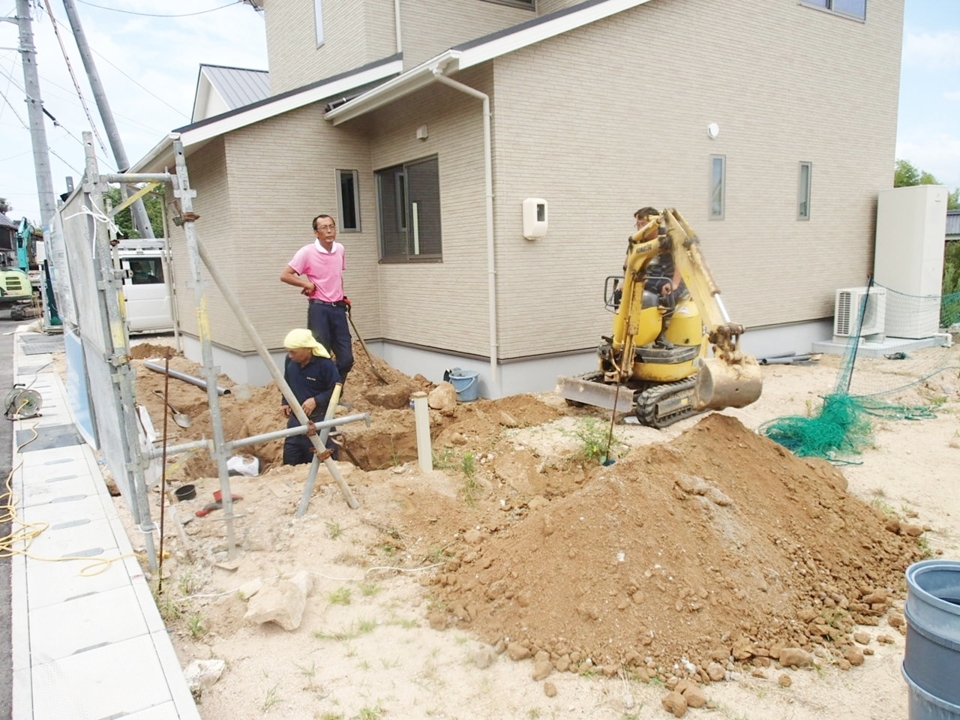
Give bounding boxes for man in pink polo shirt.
[280,214,354,386]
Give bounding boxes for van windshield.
[129,258,164,285]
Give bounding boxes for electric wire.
[41,0,110,156]
[75,0,244,19]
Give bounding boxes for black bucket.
[903,560,960,719]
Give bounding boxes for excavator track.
[635,376,702,429]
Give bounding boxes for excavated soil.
[119,338,948,719]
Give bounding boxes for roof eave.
[325,51,461,126]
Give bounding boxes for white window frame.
[336,169,361,232]
[314,0,325,47]
[798,162,812,220]
[709,155,726,220]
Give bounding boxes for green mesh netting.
[760,282,960,461]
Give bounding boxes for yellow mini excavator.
[556,208,762,428]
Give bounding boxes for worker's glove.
[343,296,352,309]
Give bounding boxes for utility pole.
[61,0,155,238]
[14,0,58,238]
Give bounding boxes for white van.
[116,239,175,332]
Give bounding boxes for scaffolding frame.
[54,131,364,569]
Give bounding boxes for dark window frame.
[480,0,535,9]
[375,156,442,264]
[709,155,726,220]
[798,162,812,220]
[799,0,866,22]
[336,169,361,232]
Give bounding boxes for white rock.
[236,578,262,600]
[244,579,307,631]
[183,658,225,693]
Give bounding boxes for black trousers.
[307,302,354,385]
[282,432,339,466]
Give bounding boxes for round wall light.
[707,123,720,140]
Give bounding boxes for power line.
[53,16,189,119]
[74,0,244,19]
[42,0,110,156]
[0,87,30,130]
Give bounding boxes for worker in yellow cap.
[281,328,340,465]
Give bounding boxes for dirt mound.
[129,342,177,360]
[409,414,924,677]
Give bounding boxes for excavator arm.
[620,208,761,409]
[558,208,762,417]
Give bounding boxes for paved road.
[0,308,16,720]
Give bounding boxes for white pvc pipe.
[432,69,498,390]
[412,391,432,472]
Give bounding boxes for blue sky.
[1,0,958,225]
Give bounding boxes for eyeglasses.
[317,224,336,231]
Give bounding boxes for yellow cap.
[282,329,331,358]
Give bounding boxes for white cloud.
[897,134,960,190]
[944,90,960,102]
[903,31,960,69]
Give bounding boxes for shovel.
[153,389,191,428]
[346,306,388,384]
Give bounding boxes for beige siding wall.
[178,106,381,354]
[487,0,903,358]
[536,0,584,15]
[365,66,493,356]
[400,0,534,69]
[263,0,394,94]
[167,138,235,344]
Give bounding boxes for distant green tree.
[104,185,166,238]
[0,197,11,214]
[895,159,960,210]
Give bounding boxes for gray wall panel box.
[522,198,548,240]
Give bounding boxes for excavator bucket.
[556,375,636,413]
[695,356,763,410]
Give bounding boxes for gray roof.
[948,210,960,238]
[0,212,18,230]
[200,64,270,110]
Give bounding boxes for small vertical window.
[710,155,726,220]
[337,170,360,232]
[798,162,812,220]
[314,0,324,47]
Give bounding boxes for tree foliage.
[895,160,960,210]
[104,185,166,238]
[0,197,11,214]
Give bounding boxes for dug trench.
[126,341,926,703]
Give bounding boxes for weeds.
[261,683,282,713]
[325,521,343,539]
[569,417,626,463]
[178,569,201,597]
[186,613,206,639]
[356,703,385,719]
[461,452,476,478]
[358,582,381,597]
[433,448,455,469]
[328,587,352,605]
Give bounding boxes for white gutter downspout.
[394,0,402,55]
[432,68,498,389]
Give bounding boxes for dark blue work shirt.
[282,354,340,428]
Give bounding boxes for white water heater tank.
[873,185,948,338]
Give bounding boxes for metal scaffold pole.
[170,144,239,558]
[81,132,157,570]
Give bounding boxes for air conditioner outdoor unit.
[834,286,887,339]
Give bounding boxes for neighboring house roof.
[132,54,404,172]
[947,210,960,239]
[191,64,270,123]
[326,0,653,125]
[0,212,18,230]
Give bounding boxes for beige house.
[134,0,901,396]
